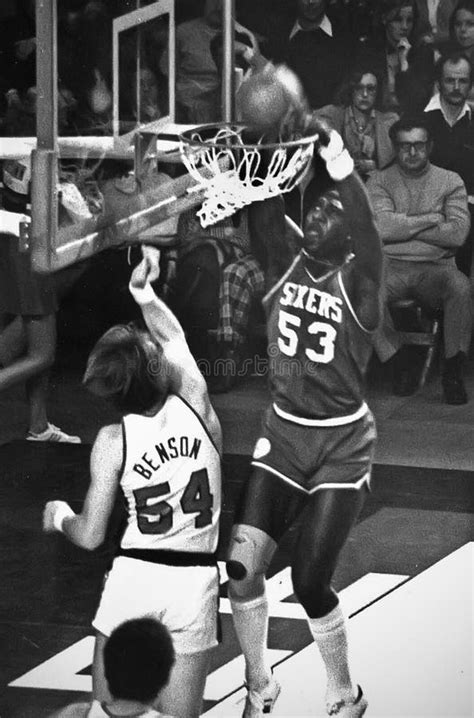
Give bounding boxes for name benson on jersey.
[279,281,343,323]
[133,435,202,479]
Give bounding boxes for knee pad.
[226,524,276,581]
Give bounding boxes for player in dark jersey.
[226,122,383,718]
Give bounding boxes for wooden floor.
[1,354,474,717]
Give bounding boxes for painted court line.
[207,543,473,717]
[8,572,406,694]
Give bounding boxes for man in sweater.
[424,51,474,276]
[367,115,472,404]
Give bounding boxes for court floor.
[1,363,474,717]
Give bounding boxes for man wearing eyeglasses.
[366,114,472,404]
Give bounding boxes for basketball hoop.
[179,123,320,227]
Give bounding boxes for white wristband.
[53,503,75,533]
[326,149,355,182]
[129,280,155,305]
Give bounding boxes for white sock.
[230,592,272,691]
[86,699,108,717]
[307,603,357,705]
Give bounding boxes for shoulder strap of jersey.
[263,251,303,307]
[337,268,373,334]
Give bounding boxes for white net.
[179,124,316,227]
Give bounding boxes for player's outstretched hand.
[131,246,161,289]
[315,127,355,182]
[43,500,74,533]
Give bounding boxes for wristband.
[129,280,155,304]
[53,503,75,533]
[325,149,355,182]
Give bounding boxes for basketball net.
[179,124,318,227]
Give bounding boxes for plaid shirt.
[217,256,265,345]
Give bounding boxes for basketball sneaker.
[27,423,81,444]
[327,685,368,717]
[243,677,281,718]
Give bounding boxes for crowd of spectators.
[1,0,474,405]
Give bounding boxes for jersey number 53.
[278,310,337,364]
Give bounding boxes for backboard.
[0,0,237,274]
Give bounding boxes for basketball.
[236,65,304,139]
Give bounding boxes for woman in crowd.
[317,62,399,180]
[358,0,436,114]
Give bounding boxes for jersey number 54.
[133,468,213,535]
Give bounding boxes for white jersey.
[119,394,221,554]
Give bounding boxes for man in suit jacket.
[281,0,354,109]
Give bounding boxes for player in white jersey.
[43,248,222,718]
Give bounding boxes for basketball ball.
[236,64,304,140]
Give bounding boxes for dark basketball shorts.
[251,403,377,494]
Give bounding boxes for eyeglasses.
[354,84,377,94]
[397,141,429,152]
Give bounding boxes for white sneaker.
[327,686,368,717]
[27,423,81,444]
[243,677,281,718]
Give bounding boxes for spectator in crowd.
[0,0,36,96]
[317,63,399,180]
[159,0,257,123]
[367,115,471,404]
[415,0,458,45]
[282,0,355,109]
[49,617,175,718]
[169,207,253,365]
[441,0,474,107]
[119,63,162,134]
[160,0,221,122]
[424,50,474,275]
[0,84,82,443]
[58,1,113,135]
[358,0,436,114]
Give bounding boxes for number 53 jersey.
[265,253,374,421]
[119,394,221,554]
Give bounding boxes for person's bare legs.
[88,631,111,717]
[158,649,212,718]
[0,314,56,434]
[0,316,26,366]
[0,314,56,392]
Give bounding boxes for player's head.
[104,617,175,704]
[303,189,351,263]
[83,321,170,415]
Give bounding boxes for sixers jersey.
[265,253,373,420]
[119,394,221,554]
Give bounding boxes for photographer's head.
[105,617,175,704]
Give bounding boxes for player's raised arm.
[310,118,383,331]
[129,248,222,452]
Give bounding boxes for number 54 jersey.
[119,394,221,554]
[265,253,374,421]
